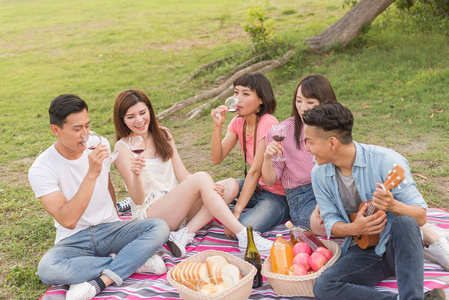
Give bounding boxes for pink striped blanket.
[41,208,449,299]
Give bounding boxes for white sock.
[236,228,246,241]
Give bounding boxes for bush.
[394,0,449,34]
[396,0,449,18]
[242,1,275,52]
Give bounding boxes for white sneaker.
[135,253,167,275]
[166,227,195,258]
[66,282,96,300]
[238,230,273,253]
[424,237,449,271]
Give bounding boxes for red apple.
[291,264,308,276]
[293,252,311,270]
[315,247,333,261]
[292,242,312,256]
[308,251,327,272]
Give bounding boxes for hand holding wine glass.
[83,131,102,150]
[214,96,239,121]
[271,124,287,161]
[129,136,146,175]
[82,132,109,176]
[265,140,283,160]
[83,131,119,164]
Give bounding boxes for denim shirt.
[311,141,427,256]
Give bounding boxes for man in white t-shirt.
[29,94,170,300]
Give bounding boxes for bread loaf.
[221,264,242,283]
[171,262,209,290]
[171,255,242,294]
[206,256,228,284]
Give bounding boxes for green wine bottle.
[244,226,263,288]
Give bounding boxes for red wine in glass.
[83,131,101,150]
[131,149,145,155]
[272,135,285,142]
[271,124,287,161]
[82,131,118,164]
[129,136,146,156]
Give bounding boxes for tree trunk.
[215,51,268,83]
[156,61,270,122]
[188,85,234,120]
[181,53,238,83]
[156,50,294,121]
[188,50,294,120]
[305,0,395,50]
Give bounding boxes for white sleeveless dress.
[116,139,178,220]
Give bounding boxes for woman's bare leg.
[146,173,243,234]
[422,223,440,245]
[184,178,239,232]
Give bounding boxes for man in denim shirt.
[302,101,428,299]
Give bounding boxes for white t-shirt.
[28,138,120,244]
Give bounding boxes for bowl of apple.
[261,239,341,297]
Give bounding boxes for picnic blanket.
[41,208,449,299]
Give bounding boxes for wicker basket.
[167,250,257,300]
[261,239,341,297]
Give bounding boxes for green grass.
[1,0,448,298]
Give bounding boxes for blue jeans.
[38,219,169,286]
[313,216,424,300]
[285,183,316,229]
[234,178,290,233]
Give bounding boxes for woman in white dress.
[112,89,273,258]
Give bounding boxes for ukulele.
[349,164,406,249]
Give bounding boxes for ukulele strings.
[365,180,389,217]
[365,170,400,217]
[365,203,376,216]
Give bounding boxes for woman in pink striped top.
[262,74,337,236]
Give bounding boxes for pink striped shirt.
[265,117,314,189]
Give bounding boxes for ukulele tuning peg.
[397,184,402,190]
[396,176,400,180]
[386,176,391,180]
[388,169,392,173]
[393,164,397,167]
[403,179,407,184]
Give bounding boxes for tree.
[305,0,396,50]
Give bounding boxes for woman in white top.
[113,89,273,258]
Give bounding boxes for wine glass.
[215,96,239,119]
[108,149,119,164]
[83,131,102,150]
[83,131,119,164]
[129,136,146,156]
[271,124,287,161]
